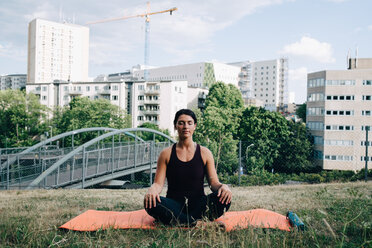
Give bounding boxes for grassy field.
[0,181,371,247]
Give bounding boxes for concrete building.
[26,80,207,136]
[250,58,288,111]
[97,59,288,111]
[27,18,89,84]
[307,58,372,171]
[131,62,240,88]
[131,81,208,135]
[0,74,27,90]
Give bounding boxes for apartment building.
[249,58,288,111]
[0,74,27,90]
[307,58,372,170]
[26,80,207,135]
[27,18,89,83]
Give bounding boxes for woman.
[144,109,232,226]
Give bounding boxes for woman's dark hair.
[173,109,197,126]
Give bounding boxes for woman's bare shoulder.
[200,145,212,155]
[158,145,173,161]
[199,145,214,163]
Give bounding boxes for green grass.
[0,182,371,247]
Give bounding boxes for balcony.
[144,98,159,104]
[30,88,41,95]
[138,120,159,126]
[97,89,111,95]
[142,109,160,115]
[144,89,160,95]
[68,90,83,95]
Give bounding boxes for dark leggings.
[145,192,231,226]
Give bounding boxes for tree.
[296,103,307,122]
[194,82,244,174]
[276,120,317,173]
[0,90,49,147]
[54,97,131,145]
[138,122,171,142]
[238,106,315,173]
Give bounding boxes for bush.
[219,169,372,186]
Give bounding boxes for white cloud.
[368,25,372,31]
[279,36,335,63]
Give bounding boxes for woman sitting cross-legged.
[144,109,232,226]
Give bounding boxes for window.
[95,86,99,91]
[138,95,144,100]
[42,96,47,100]
[138,85,144,90]
[112,95,118,100]
[362,95,371,100]
[42,86,47,91]
[86,86,90,91]
[363,80,372,85]
[324,155,353,161]
[113,85,118,91]
[137,116,143,121]
[362,110,371,116]
[138,105,144,110]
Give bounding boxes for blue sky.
[0,0,371,103]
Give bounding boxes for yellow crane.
[86,2,177,80]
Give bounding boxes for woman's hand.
[217,184,232,205]
[144,186,161,209]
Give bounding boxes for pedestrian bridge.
[0,127,175,190]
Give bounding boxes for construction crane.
[86,2,177,81]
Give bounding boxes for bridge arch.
[0,127,144,171]
[26,128,175,189]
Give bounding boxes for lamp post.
[239,143,254,185]
[48,126,53,138]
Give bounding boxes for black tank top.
[166,144,205,199]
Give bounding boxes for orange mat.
[60,209,291,232]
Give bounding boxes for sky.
[0,0,371,103]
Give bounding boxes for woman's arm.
[202,146,232,205]
[144,147,170,209]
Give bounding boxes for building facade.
[0,74,27,90]
[26,80,207,136]
[131,62,240,89]
[27,19,89,84]
[249,58,288,111]
[307,58,372,171]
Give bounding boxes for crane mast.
[86,2,177,81]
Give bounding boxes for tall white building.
[307,58,372,171]
[27,18,89,84]
[250,58,288,111]
[0,74,27,90]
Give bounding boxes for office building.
[307,57,372,170]
[0,74,27,90]
[27,18,89,84]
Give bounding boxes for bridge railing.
[0,141,170,189]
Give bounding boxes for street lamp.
[239,143,254,185]
[48,126,53,138]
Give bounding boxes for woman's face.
[175,114,196,138]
